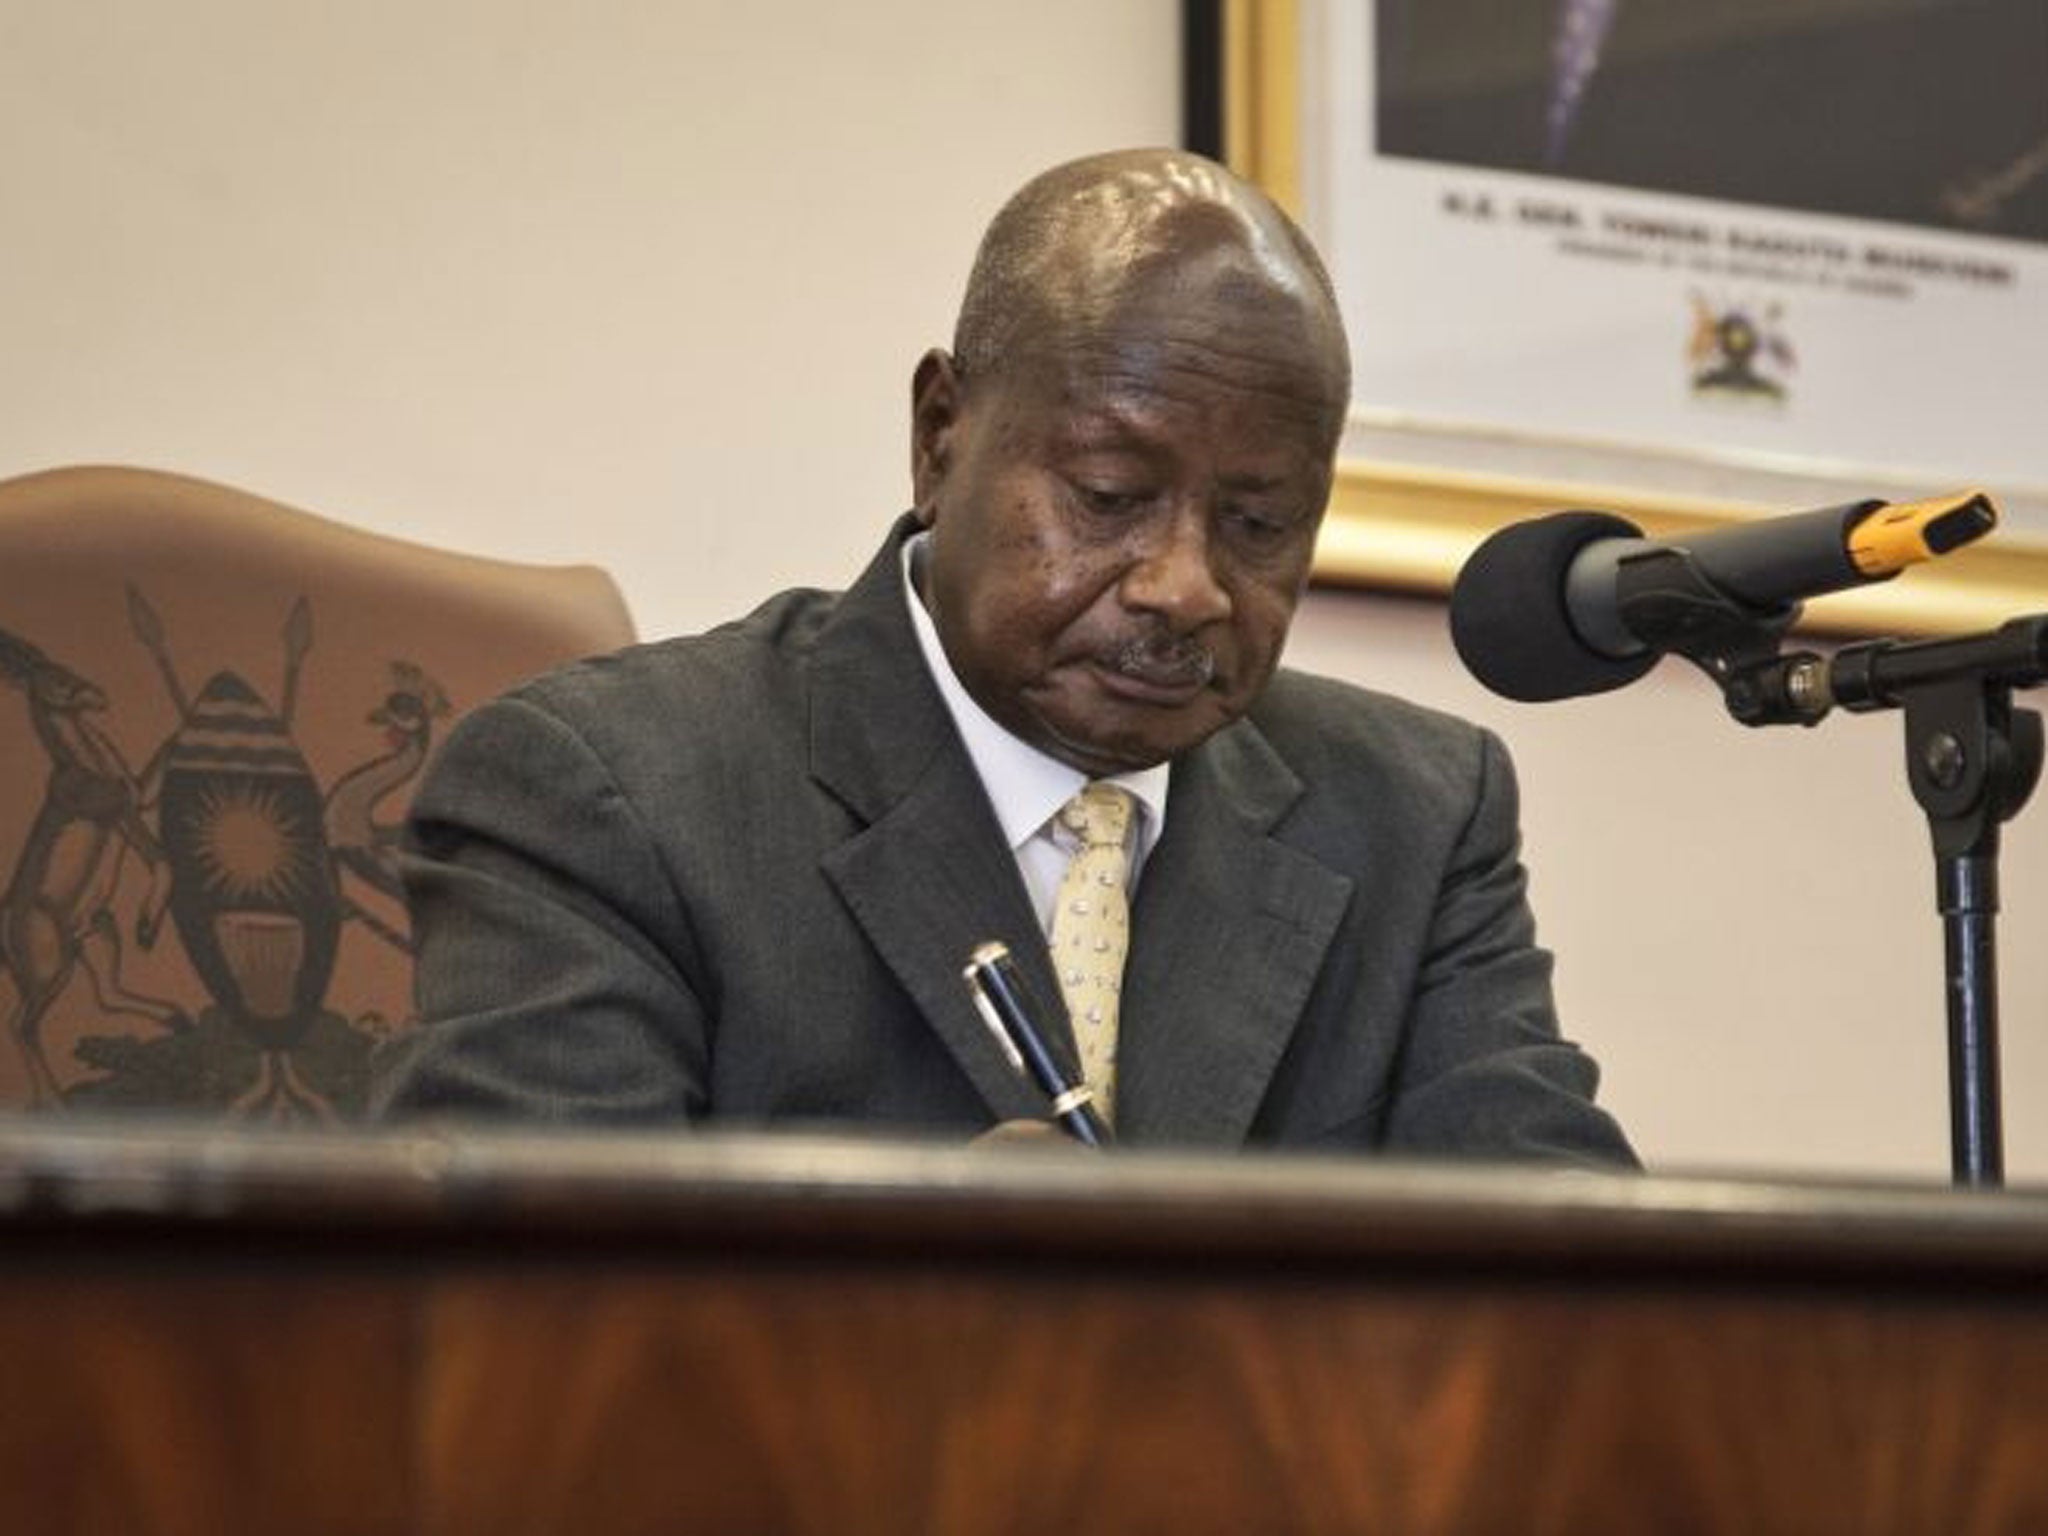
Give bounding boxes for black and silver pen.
[962,939,1114,1147]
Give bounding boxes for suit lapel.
[1117,720,1355,1146]
[808,522,1054,1123]
[803,520,1354,1142]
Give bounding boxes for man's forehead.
[997,290,1348,437]
[979,354,1344,483]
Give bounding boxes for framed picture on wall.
[1213,0,2048,634]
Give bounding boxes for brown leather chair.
[0,465,636,1120]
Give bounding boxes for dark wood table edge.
[6,1116,2047,1291]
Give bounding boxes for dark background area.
[1376,0,2048,243]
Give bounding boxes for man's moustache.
[1105,633,1217,688]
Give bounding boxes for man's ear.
[910,349,963,526]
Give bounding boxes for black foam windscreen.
[1448,510,1662,702]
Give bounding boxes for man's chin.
[1028,698,1230,776]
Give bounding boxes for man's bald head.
[950,149,1351,444]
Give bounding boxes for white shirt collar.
[900,531,1169,855]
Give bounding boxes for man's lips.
[1088,637,1219,705]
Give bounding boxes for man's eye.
[1074,483,1148,517]
[1226,506,1297,542]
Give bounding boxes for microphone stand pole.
[1730,617,2048,1188]
[1827,621,2048,1187]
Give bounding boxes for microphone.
[1449,492,1997,702]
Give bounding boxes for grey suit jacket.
[374,519,1634,1165]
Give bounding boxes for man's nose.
[1120,507,1233,630]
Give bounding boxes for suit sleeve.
[1380,728,1639,1168]
[368,692,712,1123]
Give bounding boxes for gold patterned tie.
[1049,782,1133,1122]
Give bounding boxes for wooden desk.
[4,1119,2047,1535]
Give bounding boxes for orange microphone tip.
[1847,491,1997,576]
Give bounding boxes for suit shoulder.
[498,584,839,730]
[1244,669,1518,846]
[1253,668,1500,777]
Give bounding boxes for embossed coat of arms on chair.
[0,466,634,1120]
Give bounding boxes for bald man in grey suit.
[373,150,1634,1166]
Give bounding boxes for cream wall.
[3,1,1183,623]
[5,1,2043,1181]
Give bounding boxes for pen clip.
[963,957,1027,1075]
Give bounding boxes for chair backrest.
[0,465,637,1121]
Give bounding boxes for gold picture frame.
[1225,0,2048,637]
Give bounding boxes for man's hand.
[970,1118,1074,1148]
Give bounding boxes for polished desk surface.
[5,1118,2048,1536]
